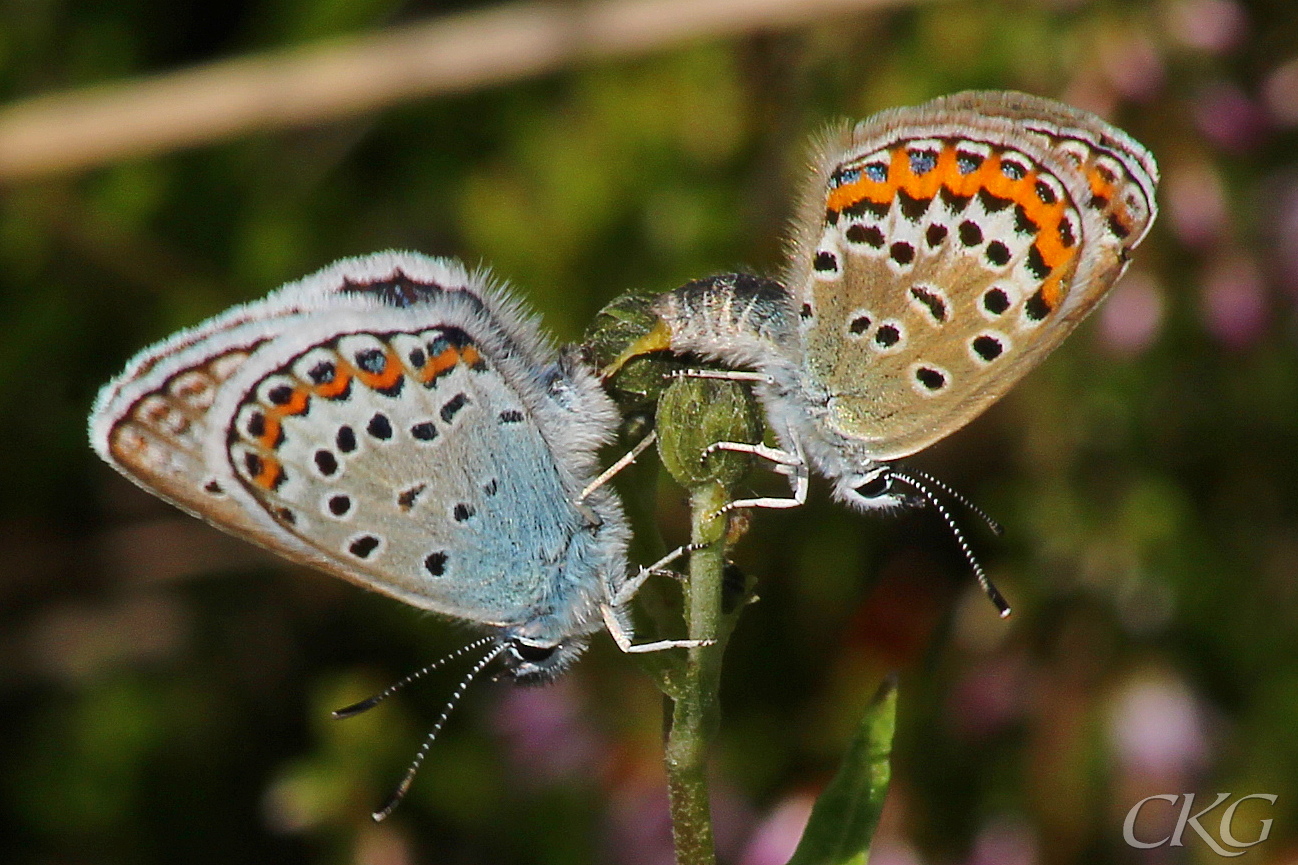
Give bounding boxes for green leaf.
[786,676,898,865]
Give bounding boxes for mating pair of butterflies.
[90,89,1157,766]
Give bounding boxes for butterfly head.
[499,633,588,684]
[828,464,917,513]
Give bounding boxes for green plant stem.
[663,482,729,865]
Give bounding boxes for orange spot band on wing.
[313,368,352,400]
[826,152,895,213]
[825,139,1086,304]
[420,347,460,383]
[257,415,282,449]
[252,456,284,490]
[1039,274,1065,311]
[355,349,404,392]
[261,386,311,451]
[276,387,311,416]
[459,344,485,370]
[893,145,945,199]
[1087,165,1117,202]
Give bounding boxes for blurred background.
[2,0,1297,862]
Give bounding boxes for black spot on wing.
[424,552,448,576]
[1058,217,1077,248]
[909,287,948,323]
[875,325,900,348]
[959,221,983,246]
[314,450,338,476]
[889,242,915,266]
[915,367,946,390]
[845,224,884,247]
[986,241,1011,267]
[441,393,469,423]
[1025,289,1052,321]
[336,425,356,452]
[983,288,1010,315]
[397,483,426,510]
[814,251,839,272]
[367,413,393,440]
[897,189,931,222]
[349,535,380,559]
[972,335,1004,361]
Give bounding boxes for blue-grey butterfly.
[89,251,697,816]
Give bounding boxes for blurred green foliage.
[3,0,1298,863]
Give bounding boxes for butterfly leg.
[578,430,658,503]
[672,368,774,385]
[669,368,812,512]
[703,439,801,467]
[610,543,704,607]
[714,467,809,513]
[602,605,714,653]
[702,434,810,514]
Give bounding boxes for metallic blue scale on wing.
[423,363,600,635]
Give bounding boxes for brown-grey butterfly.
[611,91,1159,615]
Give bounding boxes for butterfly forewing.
[788,91,1158,461]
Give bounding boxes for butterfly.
[89,251,700,816]
[609,91,1159,614]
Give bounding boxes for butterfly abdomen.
[653,273,799,371]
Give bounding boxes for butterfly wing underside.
[786,91,1158,461]
[90,254,607,626]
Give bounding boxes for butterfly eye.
[853,475,891,499]
[510,641,558,663]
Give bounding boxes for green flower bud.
[655,375,761,491]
